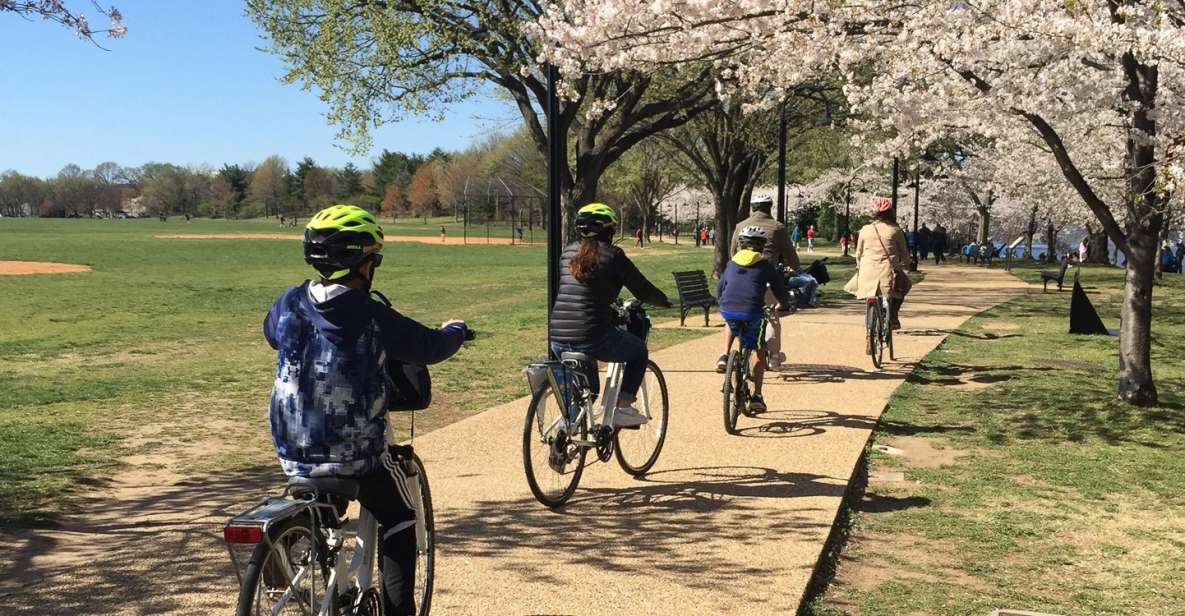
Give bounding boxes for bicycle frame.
[541,358,645,447]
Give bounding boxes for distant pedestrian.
[440,225,447,242]
[709,228,716,245]
[516,226,524,242]
[918,223,932,261]
[790,224,801,249]
[1177,242,1185,274]
[805,225,816,254]
[1160,241,1175,273]
[280,213,286,226]
[1078,238,1088,263]
[932,225,947,265]
[634,227,643,247]
[839,233,849,253]
[700,226,709,246]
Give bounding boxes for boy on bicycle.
[264,204,467,615]
[716,226,793,412]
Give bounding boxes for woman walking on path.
[805,225,817,254]
[845,196,911,353]
[790,224,801,249]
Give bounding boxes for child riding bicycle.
[263,204,467,615]
[715,226,793,413]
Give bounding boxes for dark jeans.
[551,327,648,402]
[355,446,419,615]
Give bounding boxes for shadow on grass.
[0,466,281,615]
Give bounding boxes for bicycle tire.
[235,514,324,616]
[868,301,884,369]
[522,382,587,508]
[723,349,743,434]
[614,360,669,476]
[407,454,435,616]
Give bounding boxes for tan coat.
[844,221,910,299]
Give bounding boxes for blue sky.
[0,0,516,178]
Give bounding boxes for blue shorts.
[721,310,766,350]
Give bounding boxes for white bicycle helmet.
[738,225,767,249]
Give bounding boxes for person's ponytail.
[569,238,601,283]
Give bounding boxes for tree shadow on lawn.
[0,466,281,615]
[437,465,843,598]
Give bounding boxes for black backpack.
[371,290,432,412]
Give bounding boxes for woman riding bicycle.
[549,203,672,427]
[844,196,910,354]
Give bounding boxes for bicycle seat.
[286,476,360,500]
[560,351,595,365]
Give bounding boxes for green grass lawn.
[809,263,1185,616]
[0,217,724,527]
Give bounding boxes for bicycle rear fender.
[226,496,310,538]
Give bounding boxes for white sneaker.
[612,405,649,428]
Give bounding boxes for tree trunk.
[976,207,990,245]
[1118,226,1158,405]
[713,196,737,277]
[1086,230,1110,265]
[1044,221,1059,263]
[1024,206,1038,258]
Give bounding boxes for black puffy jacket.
[549,241,671,342]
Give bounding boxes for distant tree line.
[0,129,555,221]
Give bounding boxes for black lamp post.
[843,187,852,257]
[910,168,921,272]
[776,103,787,224]
[891,157,900,217]
[546,64,563,353]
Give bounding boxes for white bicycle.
[522,299,670,508]
[224,445,434,616]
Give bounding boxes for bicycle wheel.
[868,301,884,369]
[723,350,744,434]
[235,515,325,616]
[405,454,435,616]
[614,360,669,476]
[523,382,587,508]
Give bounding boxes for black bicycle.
[866,292,894,369]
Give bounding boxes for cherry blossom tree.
[538,0,1182,404]
[1,1,126,44]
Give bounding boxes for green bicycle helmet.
[574,203,619,238]
[304,204,384,280]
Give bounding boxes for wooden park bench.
[673,270,718,326]
[1041,258,1073,292]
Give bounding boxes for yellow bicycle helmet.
[575,203,619,238]
[304,205,384,280]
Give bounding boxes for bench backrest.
[673,270,714,302]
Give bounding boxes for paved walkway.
[419,265,1029,614]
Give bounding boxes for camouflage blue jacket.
[264,282,465,477]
